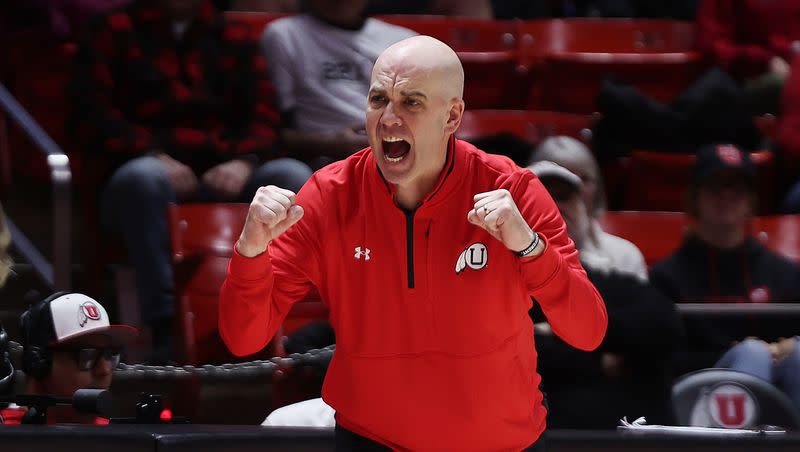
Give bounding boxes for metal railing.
[677,303,800,317]
[0,82,71,290]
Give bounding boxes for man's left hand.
[468,189,539,255]
[202,159,255,199]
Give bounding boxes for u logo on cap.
[78,302,102,327]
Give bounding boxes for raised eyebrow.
[368,87,387,96]
[400,90,427,99]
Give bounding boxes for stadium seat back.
[673,368,800,430]
[623,150,774,213]
[378,15,523,109]
[598,211,687,266]
[519,19,703,111]
[457,110,594,145]
[168,203,285,364]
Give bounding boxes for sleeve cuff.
[519,235,564,291]
[229,242,273,281]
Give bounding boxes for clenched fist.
[236,185,304,257]
[467,189,542,257]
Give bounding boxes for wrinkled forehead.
[371,49,442,91]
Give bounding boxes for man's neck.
[693,222,746,249]
[395,183,431,210]
[394,164,446,210]
[393,140,451,210]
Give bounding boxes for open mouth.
[382,136,411,163]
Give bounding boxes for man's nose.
[93,356,114,377]
[380,102,402,127]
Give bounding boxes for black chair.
[672,368,800,430]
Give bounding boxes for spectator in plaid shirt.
[71,0,311,363]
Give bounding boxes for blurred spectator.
[70,0,312,363]
[778,56,800,212]
[1,293,137,424]
[366,0,492,18]
[592,70,761,161]
[531,137,648,280]
[528,161,682,428]
[650,144,800,381]
[696,0,800,115]
[260,0,414,168]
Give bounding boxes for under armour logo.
[456,243,488,274]
[354,246,371,261]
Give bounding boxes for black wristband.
[516,233,541,257]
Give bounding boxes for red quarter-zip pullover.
[220,138,607,451]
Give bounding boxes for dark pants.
[100,156,312,357]
[334,425,546,452]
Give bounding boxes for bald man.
[220,36,607,451]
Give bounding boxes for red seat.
[168,203,329,363]
[168,203,264,364]
[457,109,594,144]
[377,15,517,53]
[520,19,697,58]
[378,15,524,109]
[623,150,775,213]
[168,203,293,364]
[519,19,704,112]
[600,212,800,267]
[598,211,688,266]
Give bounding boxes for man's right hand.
[237,185,304,257]
[155,153,198,199]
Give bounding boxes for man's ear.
[444,99,465,135]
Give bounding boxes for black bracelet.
[516,233,541,257]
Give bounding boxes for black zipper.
[405,209,415,288]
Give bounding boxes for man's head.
[528,161,590,250]
[308,0,368,28]
[531,136,605,216]
[367,36,465,204]
[689,144,755,230]
[160,0,206,21]
[21,293,137,397]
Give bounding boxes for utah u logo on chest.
[455,243,488,274]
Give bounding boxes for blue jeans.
[715,338,800,413]
[100,156,312,327]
